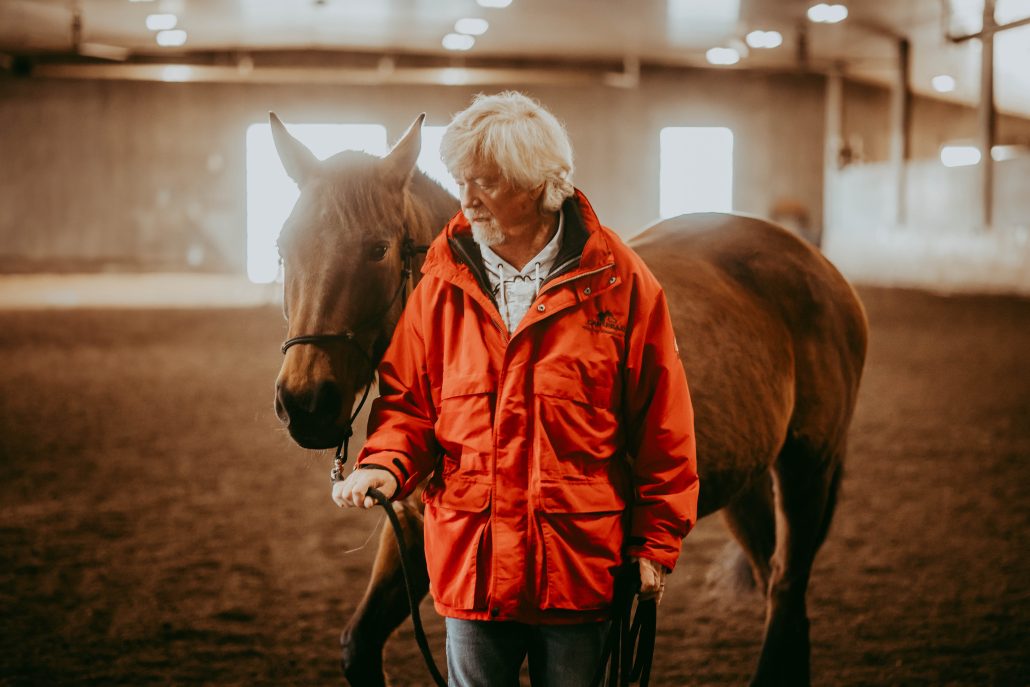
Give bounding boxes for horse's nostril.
[274,385,288,423]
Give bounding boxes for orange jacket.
[358,190,698,624]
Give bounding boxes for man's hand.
[332,468,399,509]
[634,556,667,605]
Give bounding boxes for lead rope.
[591,565,657,687]
[329,345,375,482]
[281,237,427,481]
[329,239,416,478]
[366,487,449,687]
[366,484,656,687]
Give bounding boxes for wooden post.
[980,0,996,229]
[890,38,911,227]
[822,67,843,247]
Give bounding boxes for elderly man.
[333,91,698,687]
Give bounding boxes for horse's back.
[631,213,866,357]
[628,213,868,514]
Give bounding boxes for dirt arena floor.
[1,286,1028,686]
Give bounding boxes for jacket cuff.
[624,535,681,572]
[357,452,421,499]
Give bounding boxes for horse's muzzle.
[275,380,348,449]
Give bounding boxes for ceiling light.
[476,0,512,7]
[442,33,475,51]
[455,18,489,35]
[156,29,188,47]
[932,74,956,92]
[991,145,1026,162]
[807,3,848,23]
[145,13,177,30]
[745,30,782,48]
[706,47,740,65]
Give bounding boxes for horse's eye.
[368,242,389,262]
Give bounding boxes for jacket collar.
[424,189,613,298]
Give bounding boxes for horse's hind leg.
[720,470,776,592]
[751,431,845,687]
[340,497,428,687]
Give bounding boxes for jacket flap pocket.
[435,479,492,512]
[441,373,496,400]
[534,369,612,407]
[539,480,626,514]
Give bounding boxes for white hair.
[440,91,575,213]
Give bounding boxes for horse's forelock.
[305,164,406,241]
[298,149,452,248]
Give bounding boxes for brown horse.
[271,112,868,686]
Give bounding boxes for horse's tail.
[706,541,763,595]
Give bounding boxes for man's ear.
[533,182,549,213]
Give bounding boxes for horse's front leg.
[340,495,428,687]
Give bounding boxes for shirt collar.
[477,209,565,278]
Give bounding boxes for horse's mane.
[405,168,460,245]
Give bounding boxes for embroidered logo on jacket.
[584,309,626,334]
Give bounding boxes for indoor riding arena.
[1,2,1028,686]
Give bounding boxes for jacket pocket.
[435,373,496,475]
[423,479,492,610]
[537,480,626,611]
[533,367,619,479]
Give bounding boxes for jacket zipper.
[447,239,511,340]
[543,255,581,284]
[537,262,615,298]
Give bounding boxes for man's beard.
[465,211,505,247]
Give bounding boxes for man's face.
[455,163,541,246]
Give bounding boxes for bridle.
[280,235,429,482]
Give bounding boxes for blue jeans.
[445,617,609,687]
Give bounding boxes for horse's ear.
[383,113,425,185]
[269,112,319,186]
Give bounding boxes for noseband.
[280,236,429,482]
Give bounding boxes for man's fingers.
[331,469,397,509]
[638,580,666,604]
[638,560,660,591]
[332,482,348,507]
[637,557,666,605]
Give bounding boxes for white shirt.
[477,210,564,334]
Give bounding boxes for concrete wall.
[0,69,826,273]
[824,79,1030,295]
[824,147,1030,296]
